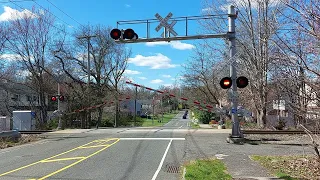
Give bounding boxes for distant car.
[140,115,147,118]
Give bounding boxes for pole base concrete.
[227,134,245,144]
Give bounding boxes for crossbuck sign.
[155,12,178,37]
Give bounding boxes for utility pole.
[152,96,155,125]
[161,96,164,123]
[228,5,242,140]
[134,86,137,126]
[57,83,61,129]
[77,34,96,128]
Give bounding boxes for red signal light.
[123,29,138,39]
[59,95,64,101]
[110,29,122,40]
[51,96,57,101]
[236,76,248,88]
[220,77,232,89]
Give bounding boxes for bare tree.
[5,7,57,128]
[197,0,286,128]
[53,25,130,128]
[182,44,224,107]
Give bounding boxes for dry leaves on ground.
[0,135,42,149]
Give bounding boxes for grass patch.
[251,155,320,180]
[183,158,232,180]
[142,112,178,127]
[191,123,200,129]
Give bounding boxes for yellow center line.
[40,157,86,163]
[77,145,110,149]
[37,139,119,180]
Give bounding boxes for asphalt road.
[162,110,190,129]
[0,111,315,180]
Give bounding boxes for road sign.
[231,108,237,114]
[155,13,178,36]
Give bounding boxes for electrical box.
[12,111,36,131]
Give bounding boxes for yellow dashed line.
[40,157,86,163]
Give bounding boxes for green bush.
[46,118,58,130]
[198,111,216,124]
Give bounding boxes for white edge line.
[119,138,185,140]
[151,139,173,180]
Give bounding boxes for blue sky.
[0,0,228,89]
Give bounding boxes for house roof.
[0,81,37,95]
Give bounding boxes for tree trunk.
[115,101,119,127]
[257,108,266,128]
[96,107,103,129]
[39,87,48,129]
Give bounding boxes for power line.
[8,0,69,35]
[31,0,73,29]
[0,0,33,3]
[45,0,85,29]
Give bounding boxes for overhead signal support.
[113,6,243,143]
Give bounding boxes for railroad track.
[242,130,320,134]
[19,130,53,134]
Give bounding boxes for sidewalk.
[46,129,96,134]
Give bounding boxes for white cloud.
[68,25,74,28]
[138,77,147,80]
[170,78,175,81]
[150,79,163,84]
[128,53,178,69]
[0,6,38,22]
[163,84,173,87]
[145,41,195,50]
[178,76,186,80]
[0,53,20,61]
[124,69,141,75]
[39,9,45,15]
[170,41,195,50]
[121,76,134,83]
[219,0,282,11]
[16,70,31,77]
[202,7,213,12]
[125,4,131,8]
[162,74,171,78]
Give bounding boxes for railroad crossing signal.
[110,28,138,40]
[220,77,232,89]
[220,76,248,89]
[51,96,57,101]
[236,76,249,88]
[51,95,65,101]
[155,12,178,37]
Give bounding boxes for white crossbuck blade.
[155,13,178,36]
